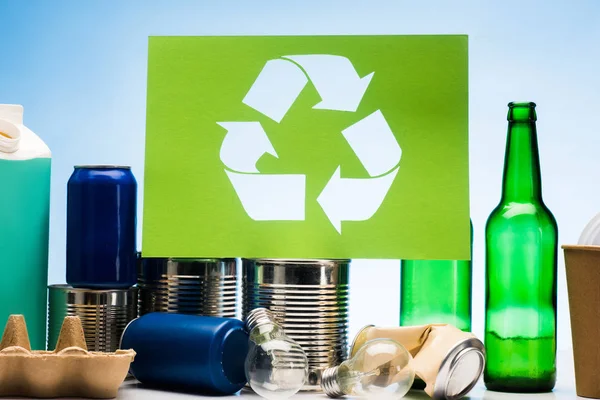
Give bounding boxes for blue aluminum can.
[120,313,248,395]
[67,165,137,289]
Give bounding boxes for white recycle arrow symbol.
[284,55,374,113]
[218,121,305,221]
[242,55,373,123]
[341,110,402,176]
[218,122,278,173]
[219,54,401,233]
[317,166,400,234]
[242,59,308,123]
[318,110,401,234]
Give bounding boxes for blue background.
[2,0,600,351]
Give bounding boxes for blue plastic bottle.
[120,313,249,395]
[0,104,51,350]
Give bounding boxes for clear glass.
[484,102,557,392]
[245,323,308,400]
[337,339,414,399]
[400,221,473,331]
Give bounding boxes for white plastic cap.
[579,213,600,245]
[0,105,24,153]
[0,104,24,125]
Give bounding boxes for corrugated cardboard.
[563,245,600,398]
[0,315,135,398]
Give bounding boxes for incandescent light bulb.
[321,339,415,399]
[244,308,308,400]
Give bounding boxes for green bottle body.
[400,221,472,331]
[484,102,557,392]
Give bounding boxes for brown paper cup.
[563,245,600,398]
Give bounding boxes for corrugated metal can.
[138,258,237,318]
[47,284,137,352]
[242,258,350,391]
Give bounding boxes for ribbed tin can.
[242,259,350,391]
[47,284,137,352]
[138,258,237,318]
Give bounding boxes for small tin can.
[67,165,137,289]
[47,284,138,352]
[120,313,248,395]
[243,258,350,391]
[138,258,237,317]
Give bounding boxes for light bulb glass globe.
[322,339,415,399]
[245,310,308,400]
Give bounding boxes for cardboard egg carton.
[0,315,135,398]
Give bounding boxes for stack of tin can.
[47,284,138,352]
[137,258,238,318]
[48,166,138,352]
[242,258,350,390]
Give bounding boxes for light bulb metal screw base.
[321,366,345,398]
[245,307,281,332]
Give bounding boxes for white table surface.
[0,351,577,400]
[110,351,583,400]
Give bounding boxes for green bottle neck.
[501,103,542,203]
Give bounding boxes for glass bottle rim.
[508,101,536,108]
[507,102,537,121]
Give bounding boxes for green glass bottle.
[484,102,557,392]
[400,220,472,331]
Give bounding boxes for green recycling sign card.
[143,35,469,260]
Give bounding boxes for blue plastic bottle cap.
[209,320,248,394]
[221,328,248,386]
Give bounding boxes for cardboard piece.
[563,245,600,398]
[143,35,470,260]
[0,315,135,399]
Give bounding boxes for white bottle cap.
[579,213,600,245]
[0,105,23,153]
[0,104,24,125]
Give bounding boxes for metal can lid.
[244,258,351,265]
[48,284,138,306]
[349,325,374,357]
[433,337,485,400]
[74,165,131,170]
